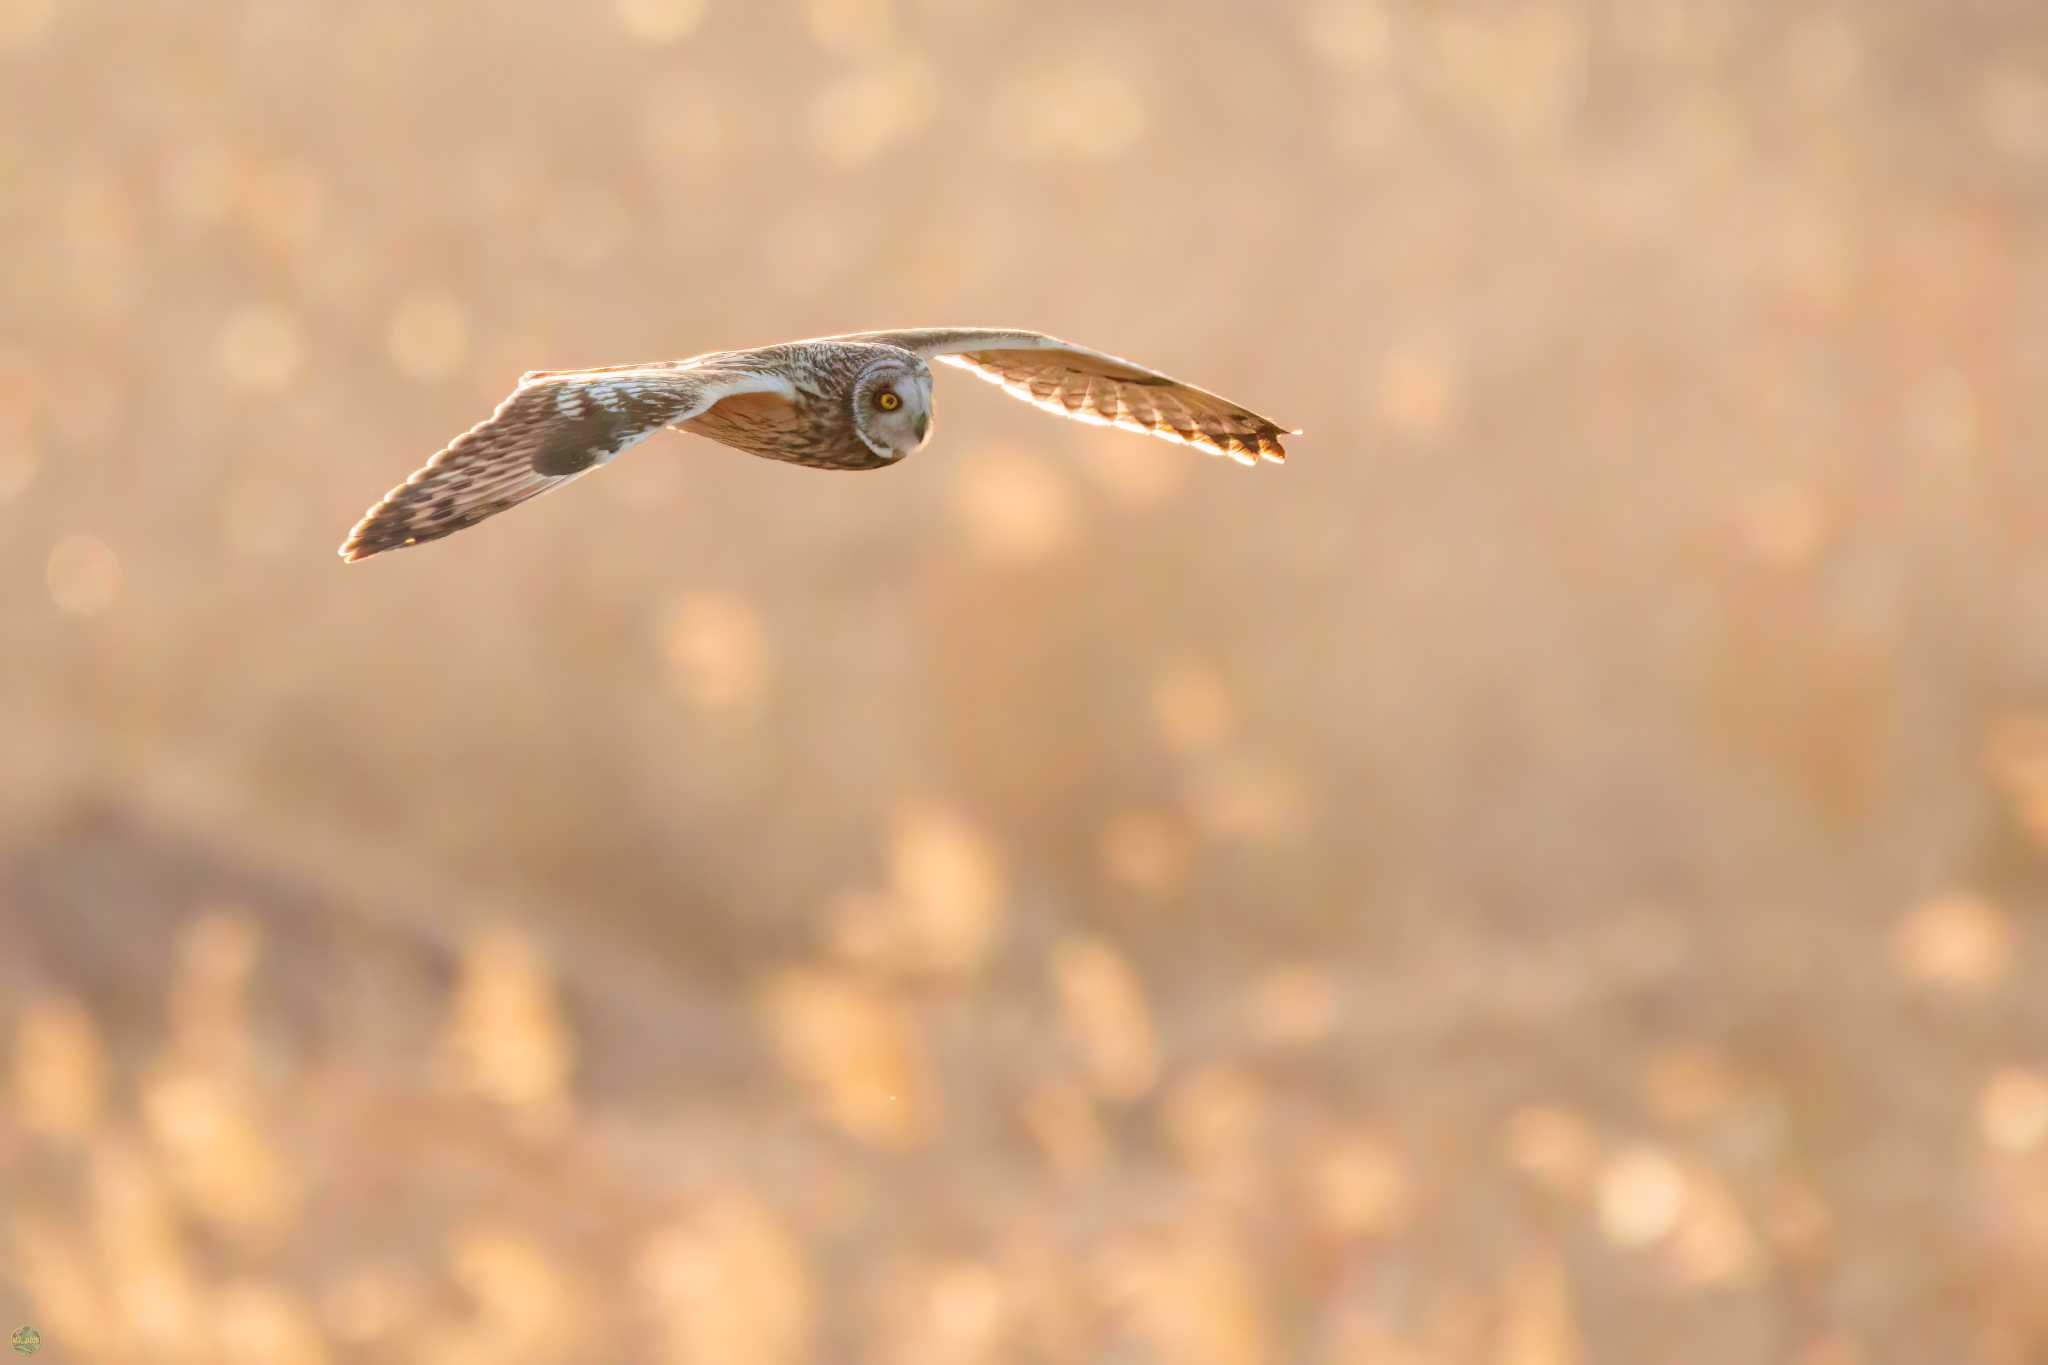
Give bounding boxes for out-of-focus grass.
[6,0,2048,1359]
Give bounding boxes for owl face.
[852,358,934,461]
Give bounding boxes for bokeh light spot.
[1080,432,1189,506]
[1242,964,1340,1047]
[1743,483,1827,566]
[46,533,121,615]
[243,160,329,250]
[448,1226,580,1356]
[1375,337,1461,440]
[0,0,55,54]
[636,1194,812,1364]
[758,966,934,1149]
[1668,1171,1761,1287]
[213,1281,327,1365]
[1980,1067,2048,1153]
[1892,891,2012,992]
[216,303,306,392]
[808,56,937,167]
[13,995,107,1138]
[1162,1065,1263,1175]
[320,1266,417,1346]
[0,437,38,502]
[614,0,706,46]
[1597,1146,1687,1248]
[1301,1130,1410,1241]
[1151,660,1233,753]
[437,924,576,1124]
[803,0,896,54]
[951,451,1079,564]
[1019,1075,1107,1178]
[662,589,771,715]
[885,801,1005,978]
[1301,0,1391,71]
[1496,1250,1584,1365]
[991,64,1149,162]
[1050,935,1158,1103]
[386,290,471,383]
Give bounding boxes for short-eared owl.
[339,328,1298,561]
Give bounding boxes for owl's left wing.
[338,365,791,562]
[837,328,1297,465]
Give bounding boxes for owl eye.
[877,392,901,411]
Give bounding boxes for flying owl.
[338,328,1299,561]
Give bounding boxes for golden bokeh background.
[4,0,2048,1360]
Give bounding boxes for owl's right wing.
[338,366,795,562]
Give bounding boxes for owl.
[339,328,1298,561]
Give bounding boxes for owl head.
[853,356,934,461]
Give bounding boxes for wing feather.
[832,328,1296,466]
[338,367,791,562]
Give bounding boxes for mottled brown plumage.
[340,329,1296,562]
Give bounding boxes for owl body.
[340,328,1295,561]
[674,341,926,470]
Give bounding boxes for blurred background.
[3,0,2048,1360]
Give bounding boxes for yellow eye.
[877,391,900,411]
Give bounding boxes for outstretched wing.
[835,328,1297,466]
[338,366,794,562]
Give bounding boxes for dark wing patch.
[533,403,635,476]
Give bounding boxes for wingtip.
[338,516,390,562]
[338,520,372,562]
[1256,427,1298,466]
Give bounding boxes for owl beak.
[912,412,929,444]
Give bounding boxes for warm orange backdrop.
[4,0,2048,1360]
